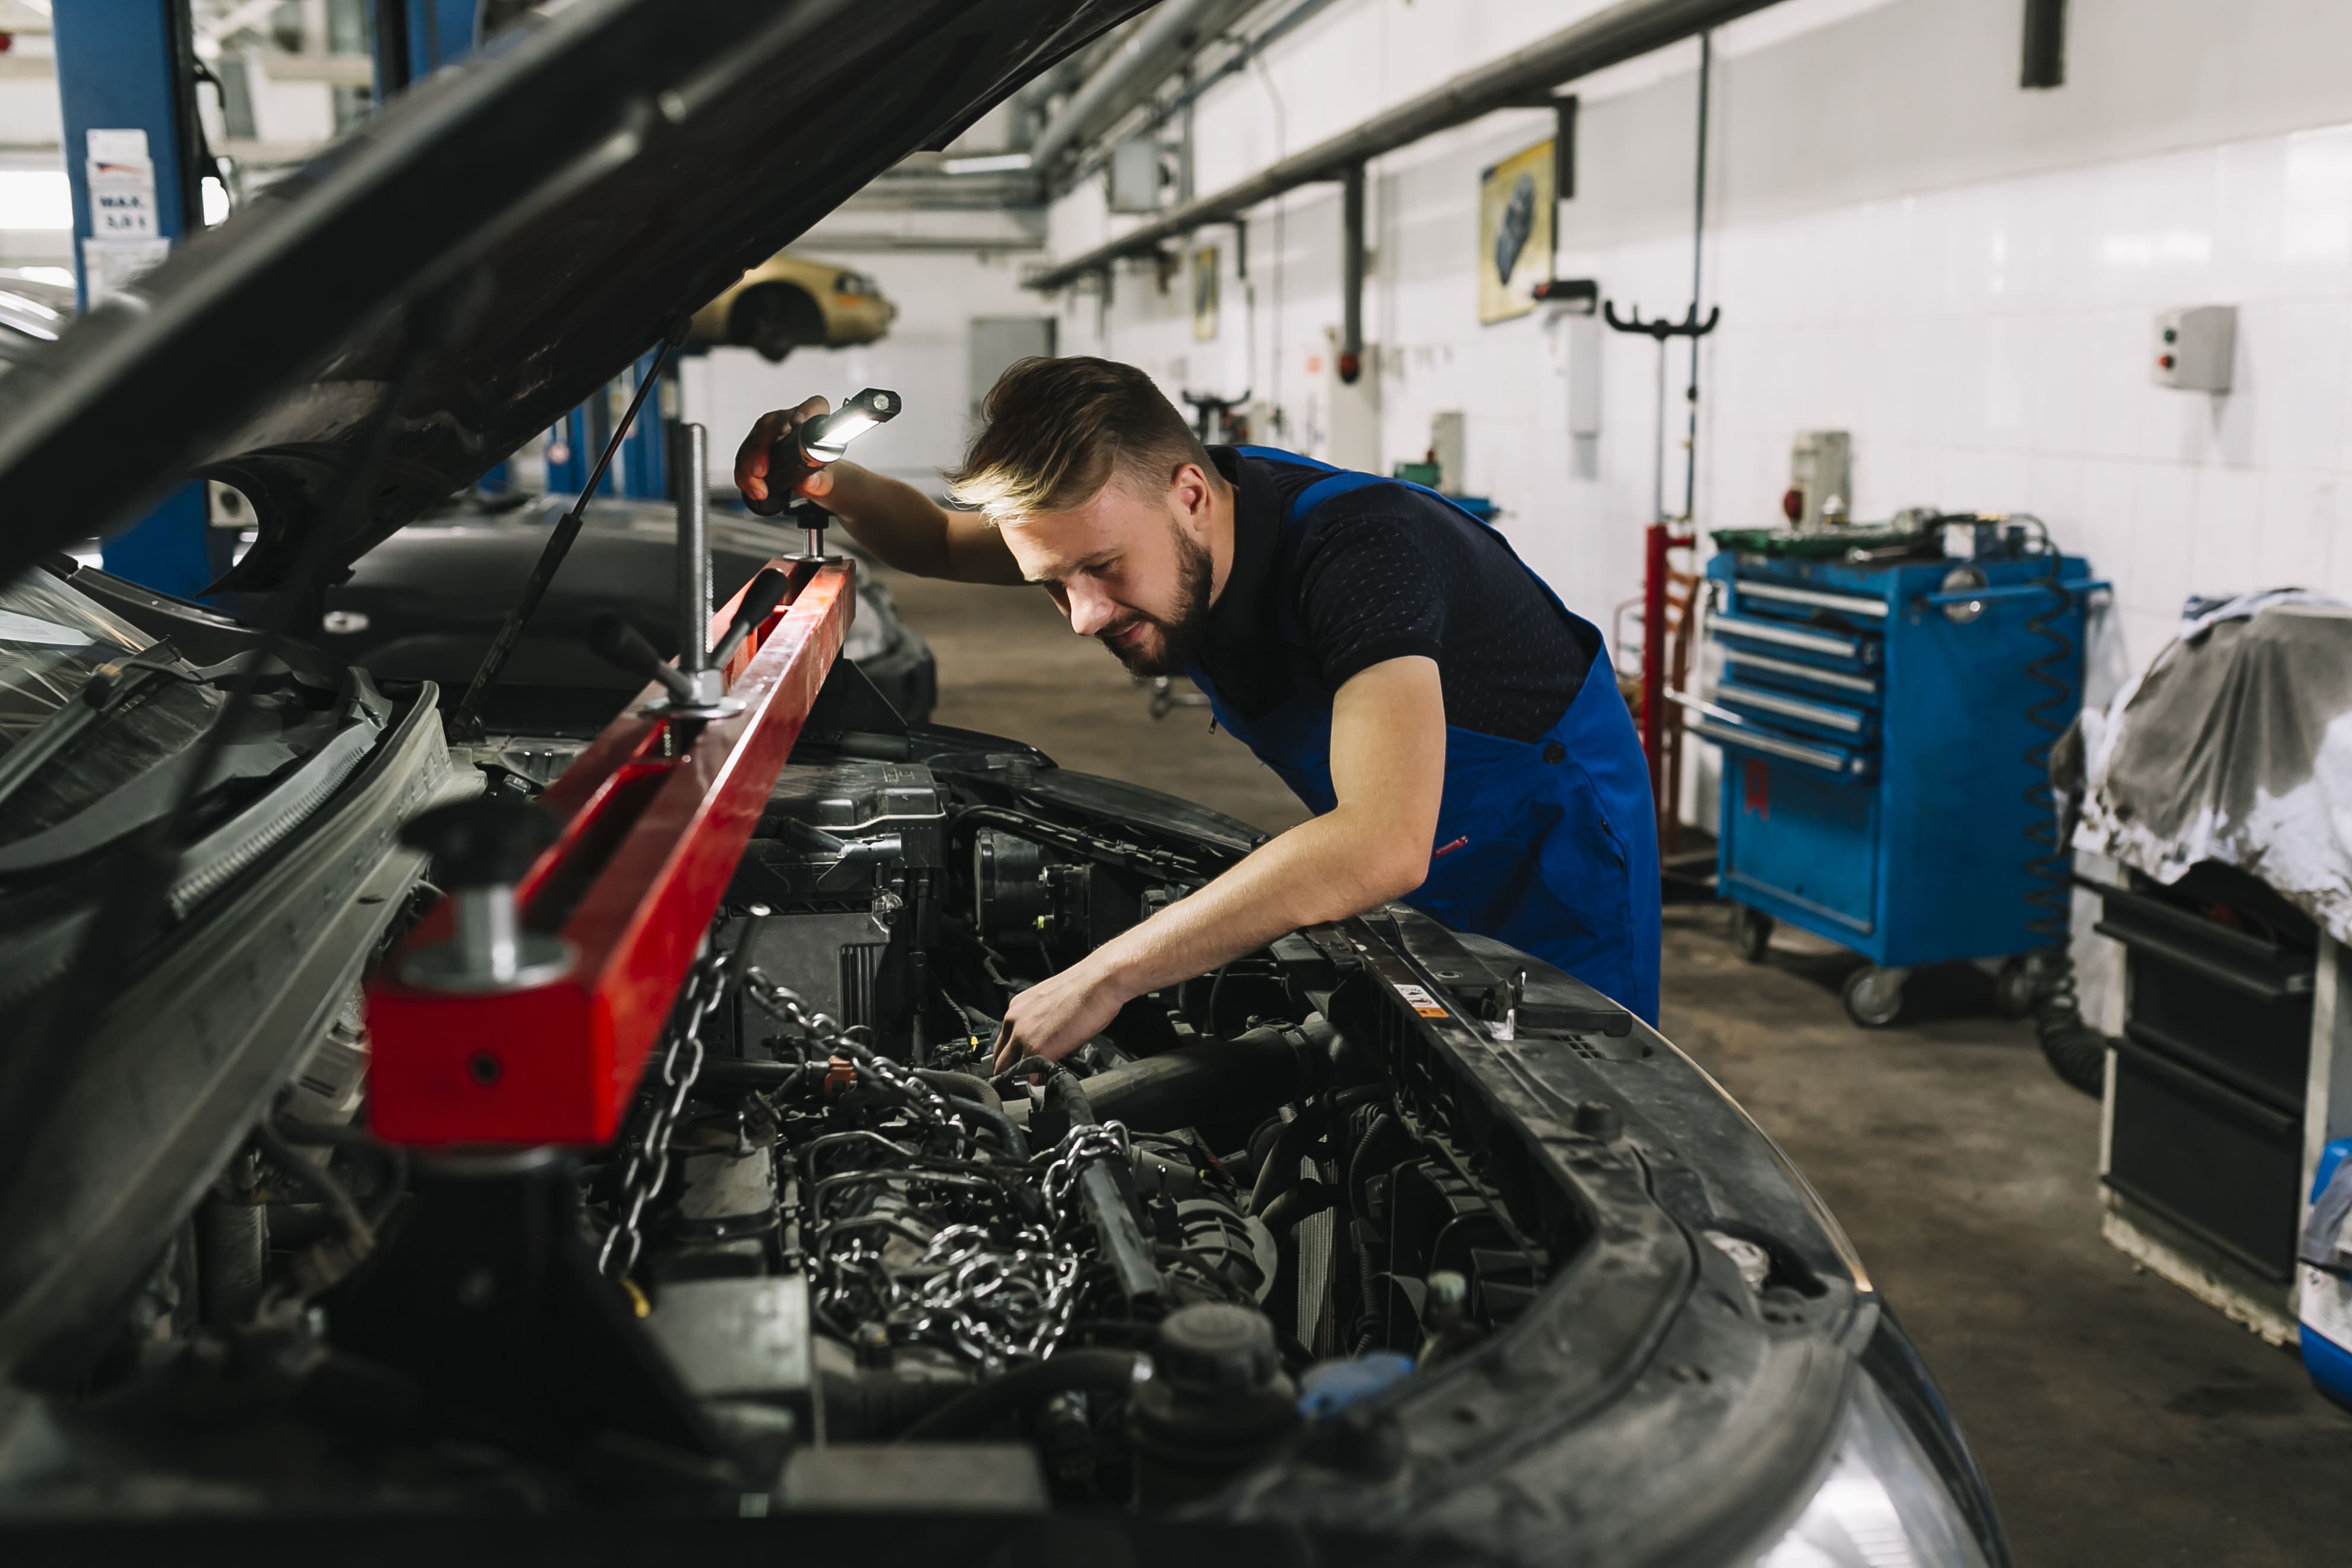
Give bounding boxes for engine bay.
[5,729,1579,1514]
[531,741,1553,1503]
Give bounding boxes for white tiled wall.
[1042,0,2352,700]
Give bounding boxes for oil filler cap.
[1153,1304,1280,1393]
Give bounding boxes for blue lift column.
[371,0,482,96]
[54,2,211,599]
[617,349,672,500]
[540,349,669,501]
[370,2,512,495]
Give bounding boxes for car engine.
[555,741,1548,1506]
[3,729,1572,1514]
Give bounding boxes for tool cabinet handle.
[1689,719,1865,777]
[1712,682,1869,733]
[2091,919,2313,1000]
[1920,579,2112,609]
[1709,614,1867,660]
[1733,580,1891,619]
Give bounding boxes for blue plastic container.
[2304,1138,2352,1413]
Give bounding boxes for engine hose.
[894,1349,1145,1441]
[1338,1110,1413,1349]
[2009,516,2110,1096]
[1346,1112,1402,1220]
[252,1121,374,1248]
[2018,520,2077,951]
[1039,1026,1327,1136]
[916,1068,1000,1110]
[1249,1113,1323,1216]
[943,1093,1029,1161]
[1351,1219,1384,1357]
[1260,1177,1337,1234]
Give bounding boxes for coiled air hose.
[2011,515,2110,1097]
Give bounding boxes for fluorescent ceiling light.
[940,152,1033,176]
[0,170,71,229]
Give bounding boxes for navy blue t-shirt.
[1194,448,1595,742]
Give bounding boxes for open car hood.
[0,0,1142,593]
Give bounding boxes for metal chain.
[596,947,734,1281]
[903,1221,1084,1367]
[748,965,1125,1369]
[1042,1120,1130,1231]
[743,966,970,1147]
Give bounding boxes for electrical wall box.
[1107,136,1163,214]
[1787,431,1852,532]
[2154,305,2235,392]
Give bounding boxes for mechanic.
[735,356,1660,1067]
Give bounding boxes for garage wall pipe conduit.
[1029,0,1262,181]
[1073,0,1349,185]
[1024,0,1788,292]
[1339,162,1364,385]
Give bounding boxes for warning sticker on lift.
[1392,982,1448,1020]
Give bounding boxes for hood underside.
[0,0,1143,593]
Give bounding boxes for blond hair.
[945,356,1215,521]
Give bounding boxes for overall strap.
[1231,447,1334,649]
[1232,446,1517,649]
[1235,444,1506,537]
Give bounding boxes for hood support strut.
[448,330,681,741]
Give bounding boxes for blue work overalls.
[1184,448,1662,1025]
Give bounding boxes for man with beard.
[735,356,1658,1067]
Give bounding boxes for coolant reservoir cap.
[1154,1304,1280,1393]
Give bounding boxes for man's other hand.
[735,397,837,514]
[992,956,1131,1074]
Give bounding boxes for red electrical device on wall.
[365,557,851,1148]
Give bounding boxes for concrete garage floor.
[881,565,2352,1566]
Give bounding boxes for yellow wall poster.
[1478,138,1554,325]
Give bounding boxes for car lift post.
[53,1,213,599]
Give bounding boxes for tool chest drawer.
[1709,610,1880,668]
[2097,864,2316,1282]
[1712,679,1879,744]
[2095,872,2315,1111]
[1719,754,1878,932]
[2108,1037,2303,1281]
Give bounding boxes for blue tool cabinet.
[1695,547,2097,1026]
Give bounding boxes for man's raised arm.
[992,655,1447,1069]
[735,397,1025,584]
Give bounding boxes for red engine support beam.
[367,558,850,1147]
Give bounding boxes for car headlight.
[1756,1371,1990,1568]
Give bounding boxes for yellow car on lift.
[688,251,897,362]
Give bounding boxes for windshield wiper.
[0,643,197,818]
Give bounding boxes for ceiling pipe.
[1025,0,1784,291]
[1028,0,1259,182]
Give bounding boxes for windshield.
[0,573,222,847]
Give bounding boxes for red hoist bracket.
[366,558,851,1146]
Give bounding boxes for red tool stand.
[334,557,852,1482]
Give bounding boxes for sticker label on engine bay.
[1392,982,1449,1019]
